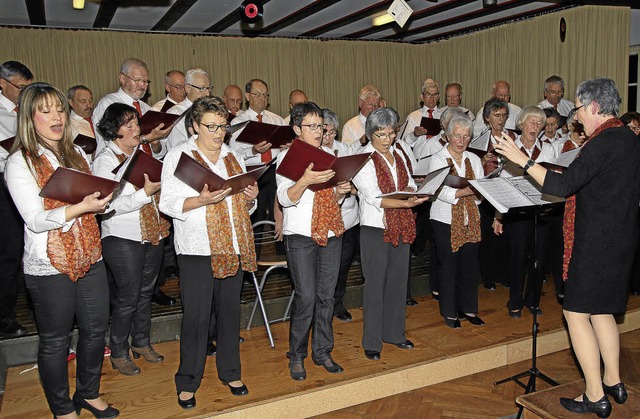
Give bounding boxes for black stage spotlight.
[240,0,263,23]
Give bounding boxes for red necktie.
[134,101,152,155]
[257,113,272,163]
[84,117,95,136]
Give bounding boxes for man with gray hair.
[400,78,442,148]
[67,85,95,140]
[342,84,381,146]
[165,68,213,150]
[537,75,574,117]
[92,57,172,156]
[152,70,186,112]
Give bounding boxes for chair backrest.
[252,220,279,247]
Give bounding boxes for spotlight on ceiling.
[483,0,498,7]
[73,0,85,9]
[240,0,263,23]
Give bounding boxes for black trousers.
[25,262,109,416]
[503,213,544,311]
[334,225,359,314]
[102,236,163,358]
[431,221,480,318]
[478,200,508,287]
[537,209,564,297]
[284,234,342,362]
[175,255,243,393]
[251,166,276,224]
[0,180,24,322]
[360,227,409,352]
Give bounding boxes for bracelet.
[522,158,535,173]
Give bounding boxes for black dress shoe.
[152,290,177,306]
[0,318,27,338]
[559,393,611,418]
[508,309,522,318]
[177,392,196,410]
[387,340,414,349]
[557,294,565,305]
[334,311,352,322]
[223,382,249,396]
[444,317,461,328]
[406,297,418,306]
[364,350,381,360]
[458,312,485,326]
[289,360,306,381]
[526,306,543,316]
[239,336,245,343]
[207,342,217,357]
[603,382,627,404]
[313,357,344,373]
[72,394,120,418]
[431,292,439,301]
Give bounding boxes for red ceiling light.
[240,1,263,23]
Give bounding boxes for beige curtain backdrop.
[0,5,630,127]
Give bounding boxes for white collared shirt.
[5,145,95,276]
[537,98,574,117]
[229,108,286,165]
[352,143,417,229]
[159,139,255,256]
[165,98,193,151]
[413,131,446,160]
[151,95,178,112]
[92,88,167,159]
[0,93,17,172]
[341,113,367,146]
[428,147,484,225]
[399,106,443,147]
[69,111,95,140]
[474,103,522,138]
[92,142,156,242]
[322,140,359,230]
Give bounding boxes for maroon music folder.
[111,149,163,189]
[0,136,15,152]
[73,134,97,155]
[39,167,118,204]
[276,139,372,192]
[419,117,441,136]
[234,121,295,148]
[174,152,271,196]
[159,100,175,113]
[443,174,470,189]
[139,110,181,136]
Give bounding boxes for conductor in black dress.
[495,78,640,418]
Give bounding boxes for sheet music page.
[507,176,564,206]
[416,165,449,195]
[469,177,533,213]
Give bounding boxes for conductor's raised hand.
[300,162,335,186]
[493,133,528,167]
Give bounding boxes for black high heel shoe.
[603,382,627,404]
[72,394,119,419]
[177,391,196,409]
[559,393,611,418]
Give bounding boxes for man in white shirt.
[222,84,244,122]
[67,85,95,139]
[230,79,286,223]
[440,83,474,121]
[341,85,381,146]
[537,75,574,117]
[93,58,171,157]
[282,89,308,125]
[151,70,186,113]
[399,78,443,148]
[474,80,522,137]
[165,68,213,150]
[0,60,33,338]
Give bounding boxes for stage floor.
[2,282,639,418]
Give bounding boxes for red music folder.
[39,167,118,204]
[174,152,272,196]
[0,136,15,152]
[276,139,372,192]
[419,117,442,136]
[73,134,97,155]
[139,110,182,136]
[111,149,163,189]
[234,121,295,148]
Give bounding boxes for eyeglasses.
[248,92,270,99]
[188,83,213,93]
[362,101,380,108]
[121,73,151,85]
[323,129,338,137]
[373,130,397,140]
[571,104,586,114]
[490,112,508,119]
[300,123,326,131]
[449,134,471,141]
[200,122,229,133]
[2,77,28,91]
[423,93,439,98]
[167,83,185,91]
[545,89,564,96]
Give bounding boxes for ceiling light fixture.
[483,0,498,7]
[73,0,85,9]
[372,12,395,26]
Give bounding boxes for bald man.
[282,89,308,125]
[473,80,522,137]
[223,84,244,121]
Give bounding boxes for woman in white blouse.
[352,107,428,361]
[159,96,258,409]
[93,103,168,376]
[427,114,485,328]
[5,83,117,419]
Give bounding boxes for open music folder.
[174,152,272,196]
[39,168,119,204]
[538,147,580,172]
[469,176,564,214]
[139,110,183,136]
[111,148,163,189]
[234,121,296,148]
[419,117,441,136]
[73,134,97,155]
[276,139,372,192]
[378,165,449,199]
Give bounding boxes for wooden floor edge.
[211,310,640,418]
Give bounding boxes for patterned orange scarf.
[115,152,170,245]
[33,152,102,281]
[310,186,345,246]
[446,157,480,252]
[191,150,257,277]
[371,150,416,247]
[562,118,623,280]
